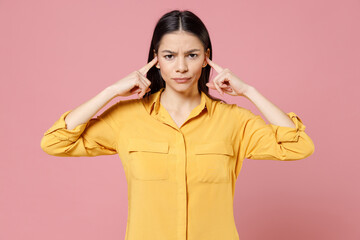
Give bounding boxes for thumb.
[206,82,216,90]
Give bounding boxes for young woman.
[41,9,315,240]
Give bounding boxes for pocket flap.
[128,138,169,153]
[194,142,234,156]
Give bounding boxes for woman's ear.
[203,48,210,67]
[153,50,160,69]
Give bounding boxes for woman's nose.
[176,57,188,72]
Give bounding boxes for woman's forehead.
[158,32,203,52]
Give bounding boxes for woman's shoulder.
[102,97,143,118]
[211,99,239,111]
[213,100,255,118]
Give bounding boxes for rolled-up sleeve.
[237,108,315,161]
[40,106,118,157]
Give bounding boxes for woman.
[41,9,315,240]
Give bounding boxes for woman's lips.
[172,77,191,83]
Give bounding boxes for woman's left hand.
[205,56,251,97]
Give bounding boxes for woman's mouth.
[172,77,191,83]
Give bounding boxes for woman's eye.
[164,54,198,60]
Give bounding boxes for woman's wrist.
[104,85,120,99]
[242,84,255,100]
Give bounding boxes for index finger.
[139,56,158,75]
[206,56,223,73]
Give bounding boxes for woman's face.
[155,31,210,93]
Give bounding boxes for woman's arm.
[41,58,157,157]
[205,56,314,166]
[64,86,118,130]
[242,86,296,128]
[204,56,298,128]
[40,86,120,157]
[64,56,158,130]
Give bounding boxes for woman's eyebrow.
[161,49,201,54]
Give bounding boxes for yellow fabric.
[41,87,315,240]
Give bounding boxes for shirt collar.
[142,87,213,117]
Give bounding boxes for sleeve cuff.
[43,110,89,142]
[269,112,306,143]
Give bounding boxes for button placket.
[175,131,188,240]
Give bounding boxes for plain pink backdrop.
[1,0,359,239]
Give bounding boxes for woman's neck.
[160,87,201,113]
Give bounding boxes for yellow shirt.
[41,87,315,240]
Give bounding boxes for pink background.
[1,0,359,239]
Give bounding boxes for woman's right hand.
[110,56,158,98]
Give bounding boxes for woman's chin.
[167,83,198,93]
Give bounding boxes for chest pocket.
[127,138,169,181]
[193,142,234,183]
